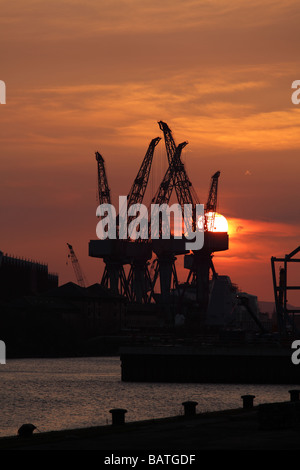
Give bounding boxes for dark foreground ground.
[1,401,300,451]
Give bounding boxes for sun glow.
[205,212,228,232]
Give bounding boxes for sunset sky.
[0,0,299,304]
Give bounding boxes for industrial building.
[0,251,58,301]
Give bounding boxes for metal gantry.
[271,246,300,337]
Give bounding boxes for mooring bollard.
[109,408,127,425]
[182,401,198,417]
[241,395,255,409]
[289,390,300,402]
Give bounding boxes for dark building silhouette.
[41,281,126,336]
[0,251,58,301]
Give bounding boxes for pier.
[120,345,300,384]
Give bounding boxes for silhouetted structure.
[89,122,229,329]
[0,251,58,301]
[271,246,300,336]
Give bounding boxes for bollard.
[18,423,37,437]
[241,395,255,409]
[109,408,127,425]
[182,401,198,417]
[289,390,300,402]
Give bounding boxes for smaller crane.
[66,243,87,288]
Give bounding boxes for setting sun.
[205,212,229,233]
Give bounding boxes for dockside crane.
[183,168,225,320]
[92,139,161,300]
[67,243,87,288]
[124,137,161,303]
[89,122,229,328]
[149,135,194,315]
[95,149,129,295]
[158,122,227,323]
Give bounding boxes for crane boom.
[206,171,220,212]
[67,243,87,288]
[95,151,111,206]
[205,171,220,231]
[158,121,199,210]
[127,137,161,208]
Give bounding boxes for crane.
[67,243,87,288]
[157,123,226,322]
[93,140,161,301]
[124,137,161,303]
[148,140,192,309]
[183,170,222,318]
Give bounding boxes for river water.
[0,356,296,438]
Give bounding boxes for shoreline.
[2,400,300,450]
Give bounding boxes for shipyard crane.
[126,140,188,305]
[123,137,161,303]
[157,122,227,322]
[148,141,191,310]
[94,150,129,294]
[92,139,161,300]
[66,243,87,288]
[89,122,229,326]
[183,169,224,319]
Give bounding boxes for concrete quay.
[2,397,300,450]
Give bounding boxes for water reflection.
[0,357,295,437]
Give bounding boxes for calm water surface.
[0,356,295,437]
